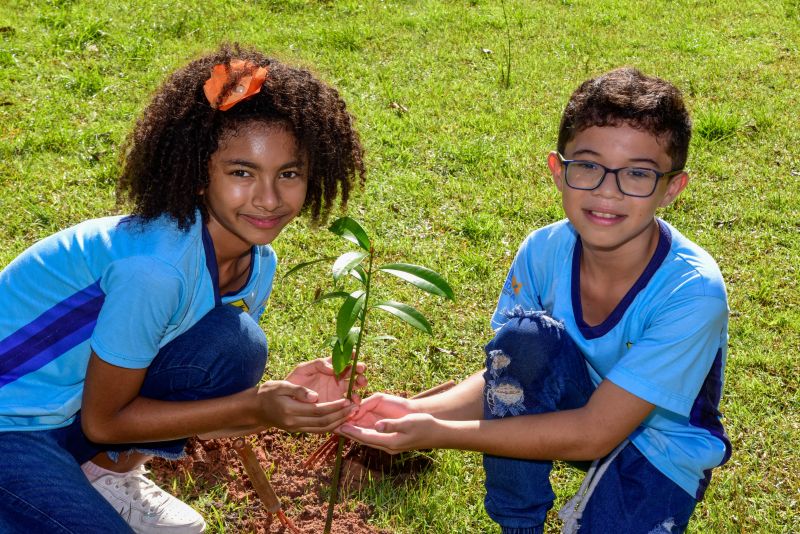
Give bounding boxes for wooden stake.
[232,437,281,513]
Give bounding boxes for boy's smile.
[548,124,687,259]
[203,121,308,261]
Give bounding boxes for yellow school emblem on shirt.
[229,299,250,312]
[511,276,522,295]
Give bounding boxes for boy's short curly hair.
[557,67,692,170]
[118,44,365,229]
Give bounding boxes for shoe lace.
[111,467,169,515]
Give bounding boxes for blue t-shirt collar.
[572,219,672,339]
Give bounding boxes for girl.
[0,44,366,533]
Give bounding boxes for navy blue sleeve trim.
[690,348,732,499]
[201,225,222,306]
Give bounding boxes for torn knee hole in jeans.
[488,349,512,378]
[501,305,563,327]
[647,517,677,534]
[486,379,525,417]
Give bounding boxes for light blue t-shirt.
[492,218,731,500]
[0,213,276,432]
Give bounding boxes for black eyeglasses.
[557,153,683,198]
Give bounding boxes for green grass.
[1,0,798,532]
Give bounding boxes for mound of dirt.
[149,431,428,533]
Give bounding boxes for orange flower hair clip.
[203,59,268,111]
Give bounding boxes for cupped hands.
[254,379,356,434]
[285,356,367,403]
[252,356,367,434]
[337,392,444,454]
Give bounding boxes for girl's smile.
[202,121,309,262]
[240,213,284,229]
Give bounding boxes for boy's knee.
[483,310,588,418]
[486,309,568,374]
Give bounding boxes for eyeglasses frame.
[556,153,684,198]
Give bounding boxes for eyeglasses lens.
[566,162,658,197]
[618,168,658,196]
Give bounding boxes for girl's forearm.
[83,388,260,444]
[198,424,268,440]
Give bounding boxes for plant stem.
[322,436,347,534]
[323,246,374,534]
[500,0,512,89]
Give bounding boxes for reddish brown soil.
[150,431,428,533]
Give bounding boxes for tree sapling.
[285,216,454,534]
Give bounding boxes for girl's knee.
[143,306,268,399]
[198,306,268,392]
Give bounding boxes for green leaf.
[373,300,432,335]
[313,291,350,303]
[283,256,336,278]
[331,326,360,374]
[345,326,361,344]
[336,290,365,343]
[332,250,367,281]
[331,335,355,375]
[328,217,371,251]
[378,263,455,300]
[349,265,367,286]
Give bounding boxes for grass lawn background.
[1,0,798,532]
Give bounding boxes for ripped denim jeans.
[0,305,267,532]
[482,309,696,534]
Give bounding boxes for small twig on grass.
[303,434,342,469]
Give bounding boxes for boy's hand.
[342,392,414,429]
[284,356,367,404]
[255,380,356,433]
[339,412,441,454]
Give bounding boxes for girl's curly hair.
[118,44,365,229]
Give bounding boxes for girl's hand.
[339,412,442,454]
[284,356,367,404]
[255,380,356,433]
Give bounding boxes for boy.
[340,68,731,533]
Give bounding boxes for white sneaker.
[91,466,206,533]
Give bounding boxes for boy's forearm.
[430,380,655,461]
[410,371,485,420]
[432,410,602,461]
